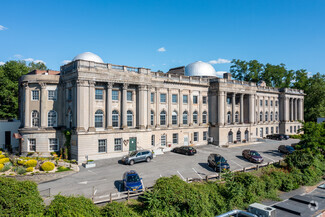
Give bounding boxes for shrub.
[24,160,37,168]
[26,167,34,172]
[56,166,71,172]
[101,201,140,217]
[0,164,3,171]
[16,166,27,175]
[0,151,2,155]
[1,164,11,172]
[0,155,5,159]
[41,161,55,171]
[0,158,9,164]
[45,195,100,217]
[17,160,25,165]
[0,177,44,216]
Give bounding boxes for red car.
[242,149,264,163]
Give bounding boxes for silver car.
[121,150,153,165]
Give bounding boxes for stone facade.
[18,59,304,162]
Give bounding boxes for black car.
[172,146,197,155]
[207,154,230,172]
[266,134,284,140]
[278,145,295,154]
[279,134,290,140]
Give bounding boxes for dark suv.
[123,170,143,192]
[278,145,295,154]
[207,154,230,172]
[121,150,153,165]
[266,134,284,140]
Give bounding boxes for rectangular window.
[68,89,72,101]
[194,132,198,142]
[48,90,57,101]
[98,139,107,153]
[276,101,278,106]
[294,126,296,133]
[112,90,119,101]
[203,96,207,104]
[172,94,178,103]
[271,100,273,106]
[127,91,133,101]
[266,127,269,135]
[151,93,154,103]
[227,97,231,104]
[29,139,36,152]
[276,126,279,133]
[260,100,263,106]
[114,138,122,151]
[95,89,103,100]
[49,138,58,151]
[161,135,166,146]
[32,90,39,100]
[203,131,207,140]
[173,133,178,144]
[160,93,166,103]
[290,126,293,133]
[265,100,268,106]
[193,96,198,104]
[256,128,258,136]
[151,135,155,146]
[271,127,274,134]
[183,95,188,104]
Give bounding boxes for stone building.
[18,52,304,162]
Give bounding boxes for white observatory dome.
[185,61,217,77]
[72,52,104,63]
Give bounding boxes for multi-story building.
[18,52,304,162]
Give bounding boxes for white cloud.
[0,25,7,31]
[24,58,34,62]
[14,54,22,59]
[62,60,71,65]
[157,47,166,52]
[0,61,5,65]
[208,58,231,64]
[215,71,227,77]
[307,72,312,78]
[23,58,46,64]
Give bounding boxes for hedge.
[0,158,9,164]
[24,159,37,168]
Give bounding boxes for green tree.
[28,61,48,71]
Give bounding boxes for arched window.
[236,130,241,141]
[127,110,133,127]
[68,109,72,129]
[172,111,177,125]
[95,110,104,128]
[275,112,278,121]
[151,110,154,126]
[112,110,119,127]
[183,111,188,125]
[235,112,239,123]
[245,130,249,141]
[31,110,39,127]
[227,112,231,124]
[228,131,233,143]
[202,111,207,124]
[193,111,198,124]
[160,111,166,126]
[48,110,57,127]
[260,111,263,122]
[270,112,273,121]
[265,112,268,122]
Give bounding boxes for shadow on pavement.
[235,155,251,163]
[114,180,124,192]
[198,162,214,172]
[263,150,283,157]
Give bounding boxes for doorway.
[129,137,137,151]
[184,134,189,146]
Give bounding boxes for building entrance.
[184,134,189,146]
[129,137,137,151]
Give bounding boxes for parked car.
[121,150,153,165]
[279,134,290,140]
[207,154,230,172]
[172,146,197,155]
[278,145,295,154]
[122,170,143,192]
[242,149,264,163]
[266,134,284,140]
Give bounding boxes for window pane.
[160,94,166,103]
[127,91,132,101]
[98,139,107,153]
[48,90,57,100]
[172,94,177,103]
[193,96,198,104]
[151,93,154,103]
[173,133,178,144]
[29,139,36,152]
[112,111,119,127]
[194,132,198,141]
[49,138,58,151]
[114,138,122,151]
[203,96,207,104]
[112,90,119,100]
[32,90,39,100]
[183,95,188,103]
[95,89,103,100]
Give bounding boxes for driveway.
[38,139,299,199]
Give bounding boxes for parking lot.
[38,138,299,199]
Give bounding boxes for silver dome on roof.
[73,52,104,63]
[185,61,217,77]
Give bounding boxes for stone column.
[168,88,172,127]
[155,87,159,128]
[122,83,128,129]
[88,81,95,131]
[301,99,304,121]
[23,83,30,128]
[290,98,294,121]
[217,91,225,126]
[240,94,244,124]
[232,93,236,124]
[76,80,86,131]
[106,83,113,129]
[198,91,202,125]
[268,96,271,122]
[273,97,276,122]
[224,92,228,125]
[249,94,255,124]
[262,96,265,122]
[294,98,298,121]
[147,86,151,128]
[179,89,182,127]
[189,90,192,126]
[284,96,289,122]
[257,96,260,123]
[139,85,146,129]
[40,82,47,128]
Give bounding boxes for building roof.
[185,61,217,77]
[27,70,60,75]
[72,52,104,63]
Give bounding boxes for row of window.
[28,138,58,152]
[259,99,278,107]
[228,130,249,143]
[258,111,278,122]
[31,90,57,101]
[31,110,57,127]
[256,126,279,137]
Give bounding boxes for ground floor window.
[294,126,297,133]
[114,138,122,151]
[276,127,279,133]
[245,130,249,141]
[256,128,258,136]
[98,139,107,153]
[290,126,292,133]
[193,132,198,142]
[236,130,241,141]
[161,135,166,146]
[271,127,274,134]
[173,133,178,144]
[266,127,269,135]
[151,135,155,146]
[29,139,36,152]
[260,128,263,137]
[228,131,233,143]
[49,138,58,151]
[203,131,208,141]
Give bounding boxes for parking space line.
[88,170,97,175]
[177,171,186,181]
[192,168,203,179]
[262,155,275,162]
[230,160,243,169]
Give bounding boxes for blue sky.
[0,0,324,75]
